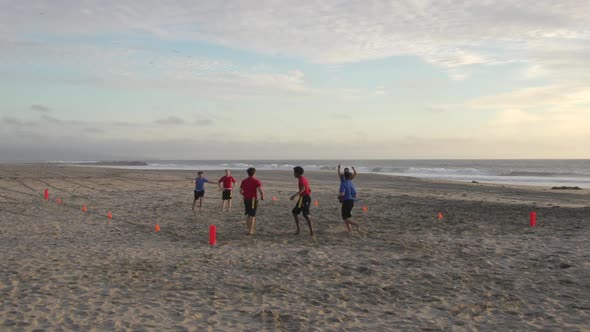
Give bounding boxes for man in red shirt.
[290,166,314,236]
[217,169,236,212]
[240,167,264,235]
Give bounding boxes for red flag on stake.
[209,225,217,245]
[529,211,536,227]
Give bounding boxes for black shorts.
[222,189,232,200]
[194,190,205,199]
[292,195,311,217]
[341,200,354,219]
[244,199,258,217]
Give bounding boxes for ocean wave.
[501,171,590,178]
[56,159,590,187]
[55,160,148,166]
[402,167,490,176]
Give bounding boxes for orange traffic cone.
[107,212,113,219]
[272,196,277,202]
[362,205,368,213]
[438,212,443,220]
[56,198,62,205]
[155,224,160,232]
[82,205,88,212]
[314,200,319,207]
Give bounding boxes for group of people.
[192,165,360,235]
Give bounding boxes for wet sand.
[0,164,588,330]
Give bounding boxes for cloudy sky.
[1,0,589,160]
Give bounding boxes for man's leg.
[304,216,314,236]
[250,217,256,234]
[344,219,353,233]
[302,198,313,235]
[346,219,359,232]
[199,197,203,212]
[293,213,301,235]
[246,215,252,234]
[228,198,232,211]
[192,197,197,211]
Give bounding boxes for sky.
[0,0,589,160]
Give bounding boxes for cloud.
[154,116,185,125]
[2,1,587,86]
[465,85,590,111]
[0,39,321,99]
[330,113,352,120]
[486,107,590,140]
[40,114,64,125]
[2,1,588,69]
[30,104,51,112]
[0,1,588,159]
[492,109,540,126]
[195,118,214,126]
[84,127,105,134]
[426,107,447,113]
[2,112,140,134]
[1,116,37,127]
[1,130,587,161]
[373,87,387,96]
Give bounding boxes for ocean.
[58,159,590,189]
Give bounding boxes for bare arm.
[351,167,357,180]
[339,183,345,198]
[218,179,224,190]
[337,164,342,177]
[291,184,306,200]
[258,187,265,200]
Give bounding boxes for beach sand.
[0,164,588,331]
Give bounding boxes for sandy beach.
[0,164,588,331]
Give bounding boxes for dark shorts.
[244,199,258,217]
[222,189,232,200]
[292,195,311,217]
[194,190,205,199]
[341,199,354,219]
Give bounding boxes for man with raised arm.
[337,164,357,182]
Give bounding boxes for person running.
[339,171,360,233]
[240,167,264,235]
[218,169,236,212]
[192,171,209,212]
[290,166,314,236]
[337,164,357,182]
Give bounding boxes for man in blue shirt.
[193,171,209,212]
[339,171,360,233]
